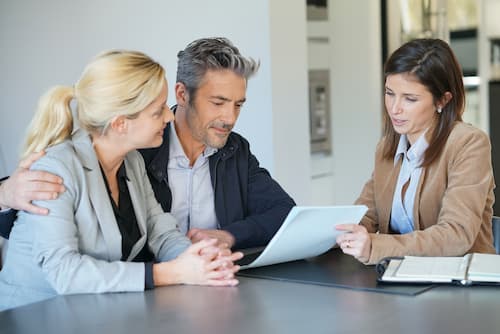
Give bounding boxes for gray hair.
[176,37,260,103]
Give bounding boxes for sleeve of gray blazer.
[130,151,191,261]
[26,154,146,295]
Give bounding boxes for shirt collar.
[117,161,129,181]
[393,131,429,166]
[169,122,186,159]
[100,161,129,197]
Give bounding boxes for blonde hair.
[22,50,165,159]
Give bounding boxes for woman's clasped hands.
[153,239,243,287]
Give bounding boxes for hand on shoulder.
[0,151,65,214]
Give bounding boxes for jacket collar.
[71,128,123,260]
[71,128,98,171]
[147,122,171,182]
[212,133,239,161]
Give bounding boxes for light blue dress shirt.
[167,125,219,234]
[390,133,429,234]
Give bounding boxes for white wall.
[329,1,382,204]
[0,1,384,207]
[0,0,271,169]
[307,1,382,205]
[0,0,311,204]
[268,1,312,203]
[306,1,382,205]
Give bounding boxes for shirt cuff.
[0,176,8,211]
[0,208,16,239]
[144,262,154,290]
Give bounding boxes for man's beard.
[186,105,233,149]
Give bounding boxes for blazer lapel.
[72,129,123,261]
[412,167,427,230]
[124,157,147,261]
[379,159,402,233]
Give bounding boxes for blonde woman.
[0,50,242,311]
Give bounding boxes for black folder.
[237,248,434,296]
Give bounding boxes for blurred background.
[1,0,499,211]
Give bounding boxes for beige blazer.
[356,122,495,264]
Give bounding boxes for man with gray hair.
[0,37,295,250]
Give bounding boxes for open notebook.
[237,205,368,269]
[377,253,500,285]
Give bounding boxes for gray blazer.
[0,129,191,310]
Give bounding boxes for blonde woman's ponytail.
[22,86,74,159]
[21,50,165,159]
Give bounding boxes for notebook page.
[467,253,500,282]
[395,256,469,280]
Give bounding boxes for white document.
[239,205,368,269]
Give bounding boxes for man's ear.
[108,115,128,134]
[175,82,189,107]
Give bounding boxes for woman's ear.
[108,115,128,134]
[437,91,453,109]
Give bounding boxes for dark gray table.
[1,258,499,334]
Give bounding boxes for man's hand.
[0,151,65,214]
[187,228,236,248]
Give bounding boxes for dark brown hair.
[382,38,465,166]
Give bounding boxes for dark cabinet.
[489,81,500,214]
